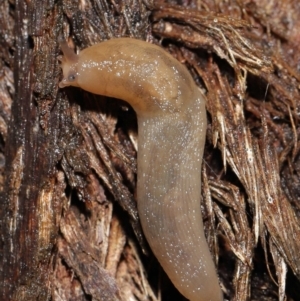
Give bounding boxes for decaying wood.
[1,0,300,301]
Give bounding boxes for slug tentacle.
[59,37,223,301]
[58,39,80,88]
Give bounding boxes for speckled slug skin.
[59,37,223,301]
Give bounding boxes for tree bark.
[1,0,66,299]
[1,1,300,301]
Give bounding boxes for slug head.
[58,37,80,88]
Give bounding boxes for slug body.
[59,37,223,301]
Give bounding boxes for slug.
[59,37,223,301]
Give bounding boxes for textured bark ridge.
[1,1,300,301]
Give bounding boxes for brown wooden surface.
[1,0,300,301]
[1,0,66,299]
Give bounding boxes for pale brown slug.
[59,37,223,301]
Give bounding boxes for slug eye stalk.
[58,39,79,88]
